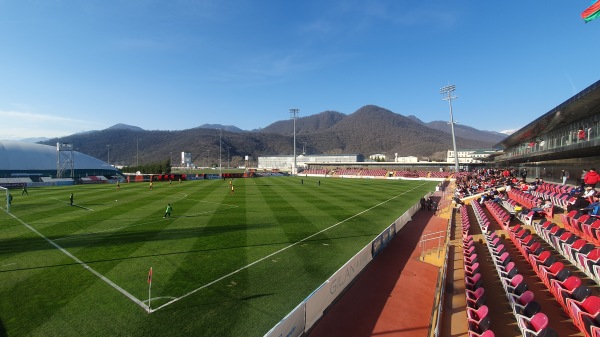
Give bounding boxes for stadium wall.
[264,192,430,337]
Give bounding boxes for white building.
[180,152,192,167]
[446,149,496,164]
[394,155,418,163]
[369,153,386,161]
[258,154,363,171]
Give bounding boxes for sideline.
[6,211,149,311]
[149,182,430,313]
[4,181,431,313]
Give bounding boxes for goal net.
[0,186,9,213]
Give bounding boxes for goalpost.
[1,186,10,213]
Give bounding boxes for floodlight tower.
[219,128,222,177]
[56,143,74,178]
[289,108,300,175]
[440,84,459,173]
[227,146,230,168]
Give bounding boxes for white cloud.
[0,110,103,141]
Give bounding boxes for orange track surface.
[307,208,447,337]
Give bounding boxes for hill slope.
[42,105,499,166]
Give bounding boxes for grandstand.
[305,80,600,337]
[4,80,600,336]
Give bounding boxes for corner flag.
[147,267,153,313]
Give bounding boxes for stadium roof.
[495,80,600,149]
[0,140,120,177]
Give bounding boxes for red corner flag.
[147,267,153,284]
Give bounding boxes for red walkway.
[307,209,447,337]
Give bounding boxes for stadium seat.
[467,305,489,327]
[572,295,600,336]
[466,287,486,308]
[516,312,549,336]
[468,330,495,337]
[468,316,492,336]
[466,273,483,290]
[465,262,481,276]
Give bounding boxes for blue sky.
[0,1,598,140]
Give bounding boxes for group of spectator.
[567,168,600,215]
[453,167,600,218]
[419,196,437,212]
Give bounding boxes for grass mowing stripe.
[5,211,149,311]
[1,177,438,336]
[149,180,429,313]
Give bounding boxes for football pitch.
[0,176,437,337]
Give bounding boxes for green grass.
[0,177,437,337]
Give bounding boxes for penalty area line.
[7,212,149,311]
[150,182,430,313]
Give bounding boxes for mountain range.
[39,105,506,167]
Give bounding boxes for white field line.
[1,262,17,267]
[150,182,428,313]
[6,212,149,311]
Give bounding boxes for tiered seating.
[333,169,362,176]
[502,197,518,214]
[41,177,74,182]
[359,169,387,177]
[429,171,452,178]
[0,177,33,184]
[303,169,328,175]
[507,222,599,336]
[393,170,419,178]
[483,201,511,230]
[532,182,575,209]
[507,189,554,223]
[470,202,558,336]
[414,171,451,178]
[534,218,600,283]
[561,210,600,247]
[459,207,495,336]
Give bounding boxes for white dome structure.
[0,140,121,178]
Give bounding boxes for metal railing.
[419,230,446,256]
[427,202,455,337]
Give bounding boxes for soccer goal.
[1,186,10,213]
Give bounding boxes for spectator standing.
[561,170,570,185]
[584,168,600,188]
[520,168,528,182]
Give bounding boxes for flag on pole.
[147,267,153,284]
[582,0,600,22]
